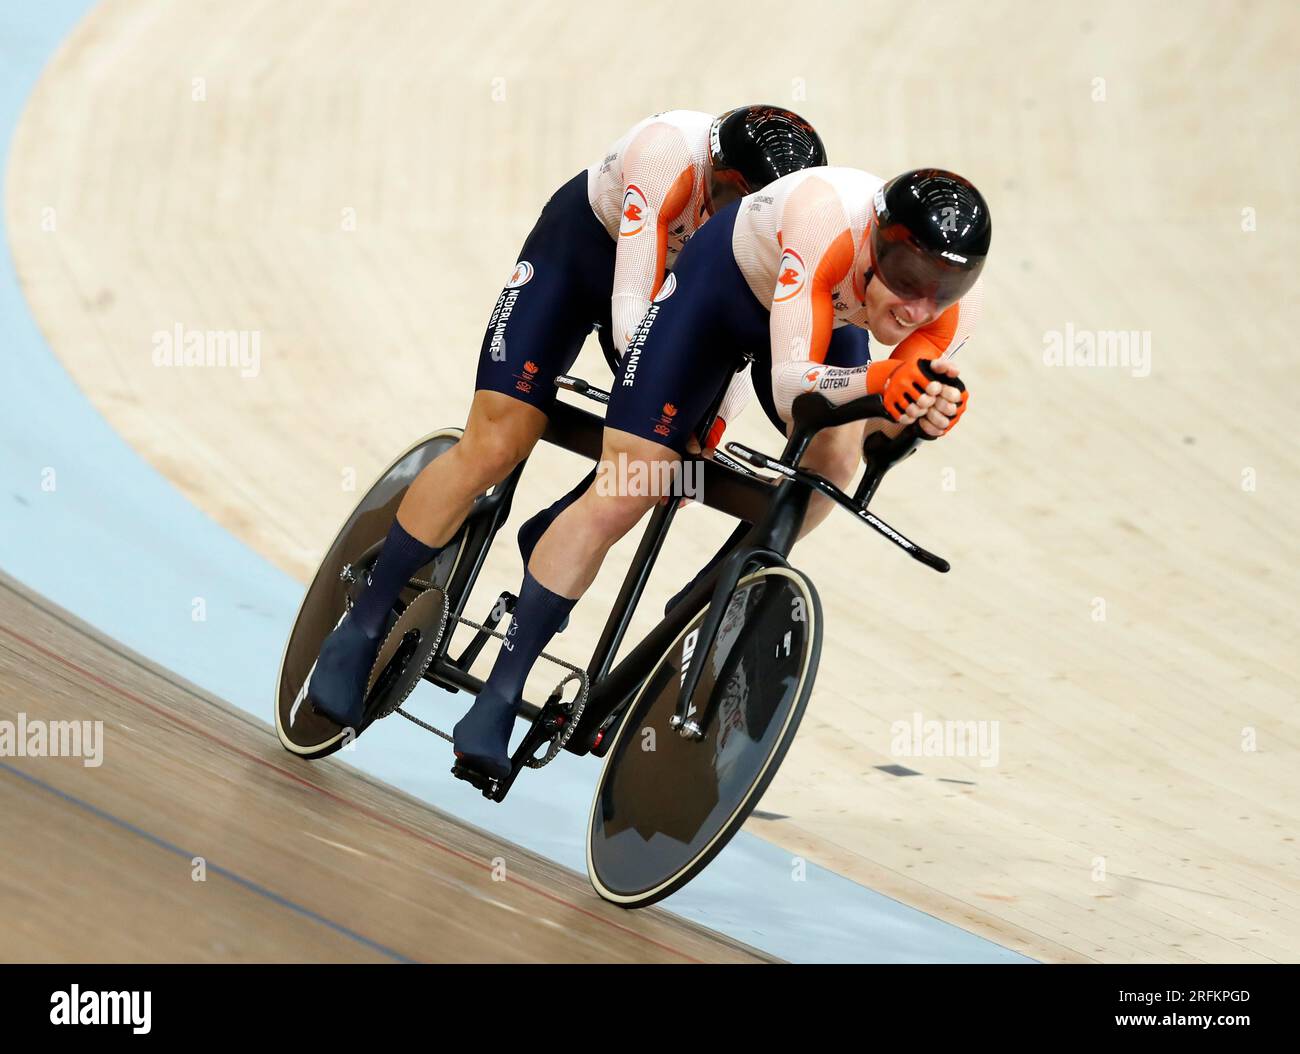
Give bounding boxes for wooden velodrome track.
[5,0,1299,961]
[0,571,767,962]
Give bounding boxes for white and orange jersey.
[731,167,983,422]
[588,110,715,354]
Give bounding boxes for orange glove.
[866,358,969,435]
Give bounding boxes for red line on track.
[0,623,709,964]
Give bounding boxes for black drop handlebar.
[722,436,950,573]
[724,358,961,573]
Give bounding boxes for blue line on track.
[0,760,414,963]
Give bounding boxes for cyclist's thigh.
[475,174,614,412]
[801,415,867,484]
[605,210,765,455]
[824,324,871,369]
[605,279,736,456]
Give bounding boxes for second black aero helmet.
[709,105,827,195]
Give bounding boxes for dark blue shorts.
[474,171,619,410]
[604,201,870,454]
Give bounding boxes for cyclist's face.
[863,273,941,344]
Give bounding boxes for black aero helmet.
[709,105,827,195]
[869,168,991,308]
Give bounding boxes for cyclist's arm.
[609,123,695,354]
[766,182,879,421]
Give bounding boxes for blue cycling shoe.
[307,613,382,729]
[452,689,518,782]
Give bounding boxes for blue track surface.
[0,2,1030,964]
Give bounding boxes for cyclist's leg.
[529,429,676,595]
[454,218,745,776]
[453,427,684,777]
[310,396,550,729]
[513,282,624,567]
[543,202,769,594]
[516,464,597,568]
[397,390,547,548]
[309,174,610,727]
[796,418,867,536]
[401,172,615,547]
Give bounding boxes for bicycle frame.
[419,384,768,739]
[419,378,945,771]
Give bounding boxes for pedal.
[450,759,504,801]
[339,563,370,607]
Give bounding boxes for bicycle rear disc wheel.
[275,429,463,758]
[586,566,822,908]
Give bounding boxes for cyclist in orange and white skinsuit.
[307,107,826,734]
[609,165,981,453]
[453,165,992,778]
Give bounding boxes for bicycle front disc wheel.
[586,566,822,908]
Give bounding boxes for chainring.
[363,588,449,722]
